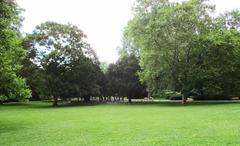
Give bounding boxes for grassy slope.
[0,102,240,146]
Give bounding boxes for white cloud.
[210,0,240,13]
[17,0,240,63]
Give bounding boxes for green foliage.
[117,31,140,59]
[20,36,48,100]
[100,62,109,74]
[0,0,31,102]
[160,90,181,100]
[25,22,102,105]
[126,0,240,100]
[105,55,147,101]
[190,29,240,97]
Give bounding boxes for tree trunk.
[99,97,101,102]
[200,88,204,98]
[84,97,90,102]
[53,96,58,106]
[182,95,187,105]
[128,98,132,103]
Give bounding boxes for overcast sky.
[17,0,240,63]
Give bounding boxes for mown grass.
[1,101,240,146]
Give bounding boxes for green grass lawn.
[1,102,240,146]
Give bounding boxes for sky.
[17,0,240,63]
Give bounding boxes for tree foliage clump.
[104,42,148,102]
[24,22,102,105]
[0,0,31,102]
[126,0,240,103]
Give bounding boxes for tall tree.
[0,0,31,103]
[105,55,147,103]
[126,0,240,103]
[26,22,101,106]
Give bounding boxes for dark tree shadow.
[0,102,29,107]
[126,101,240,107]
[1,101,240,109]
[26,101,106,109]
[0,121,26,133]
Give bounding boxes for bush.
[161,90,182,100]
[168,95,183,100]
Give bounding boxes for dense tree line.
[2,0,240,105]
[126,0,240,103]
[21,22,147,105]
[0,0,146,105]
[99,34,147,103]
[102,54,147,103]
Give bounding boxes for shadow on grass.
[0,101,106,109]
[27,101,107,109]
[0,102,32,111]
[101,100,240,108]
[0,102,29,107]
[0,121,26,133]
[149,101,240,107]
[1,101,240,109]
[37,101,240,109]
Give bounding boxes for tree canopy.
[104,37,147,102]
[126,0,240,103]
[24,22,102,105]
[1,0,240,105]
[0,0,31,103]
